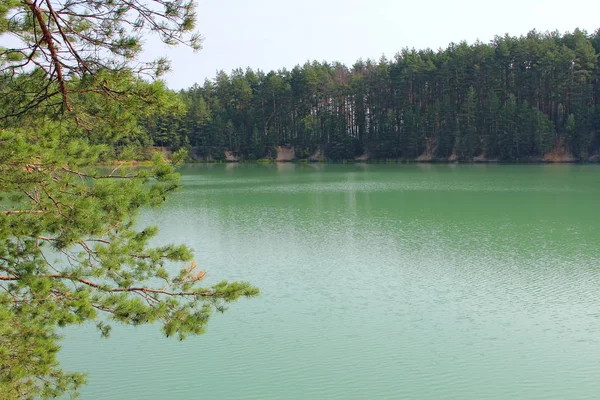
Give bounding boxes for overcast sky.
[148,0,600,90]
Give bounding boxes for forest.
[143,29,600,162]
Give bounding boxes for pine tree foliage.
[152,29,600,161]
[0,2,258,399]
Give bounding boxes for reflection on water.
[61,164,600,399]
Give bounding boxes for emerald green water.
[61,164,600,399]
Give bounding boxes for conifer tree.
[0,2,258,398]
[160,29,600,162]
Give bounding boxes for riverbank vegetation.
[145,29,600,162]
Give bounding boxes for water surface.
[61,164,600,399]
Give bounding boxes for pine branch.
[0,274,217,297]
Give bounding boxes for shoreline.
[182,158,599,165]
[107,147,600,165]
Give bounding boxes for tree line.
[144,29,600,161]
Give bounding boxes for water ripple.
[60,165,600,400]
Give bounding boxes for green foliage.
[0,117,258,398]
[0,305,87,400]
[148,29,600,162]
[0,1,258,399]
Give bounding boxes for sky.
[148,0,600,90]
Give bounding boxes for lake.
[60,163,600,399]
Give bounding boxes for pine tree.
[0,2,258,398]
[136,29,599,161]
